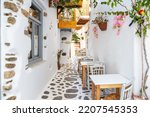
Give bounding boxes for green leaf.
[111,3,114,8]
[108,12,111,15]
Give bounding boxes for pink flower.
[93,26,98,38]
[118,20,124,26]
[113,15,126,35]
[114,15,125,20]
[116,15,122,19]
[93,27,97,32]
[53,0,59,4]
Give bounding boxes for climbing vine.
[93,0,150,99]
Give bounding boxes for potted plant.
[72,32,81,49]
[72,32,81,43]
[93,14,108,31]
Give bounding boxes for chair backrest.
[76,48,86,56]
[90,64,105,75]
[121,83,133,100]
[82,56,93,61]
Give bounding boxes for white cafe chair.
[87,63,105,90]
[120,82,133,100]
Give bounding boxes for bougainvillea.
[113,15,126,35]
[53,0,59,4]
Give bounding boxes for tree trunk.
[141,34,149,100]
[57,55,61,70]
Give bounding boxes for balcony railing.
[58,8,77,28]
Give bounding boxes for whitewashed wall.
[60,30,72,65]
[76,23,89,49]
[89,0,142,96]
[0,1,2,100]
[89,0,150,98]
[1,0,60,100]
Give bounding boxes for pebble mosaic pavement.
[39,66,92,100]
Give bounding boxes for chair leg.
[92,82,95,100]
[86,66,90,90]
[87,76,90,90]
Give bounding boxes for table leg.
[78,60,80,73]
[82,65,86,87]
[87,66,90,90]
[116,88,120,99]
[92,81,95,100]
[96,85,100,100]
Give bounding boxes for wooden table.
[80,61,95,87]
[90,74,130,100]
[77,56,86,72]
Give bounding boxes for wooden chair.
[89,63,105,75]
[103,82,133,100]
[78,57,93,75]
[87,64,105,90]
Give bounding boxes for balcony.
[58,8,77,29]
[49,0,83,8]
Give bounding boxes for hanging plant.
[113,15,126,35]
[93,14,108,31]
[50,0,81,7]
[60,8,75,21]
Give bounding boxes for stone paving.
[39,66,91,100]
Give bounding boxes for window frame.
[28,0,43,64]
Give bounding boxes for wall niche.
[62,37,67,41]
[62,52,67,56]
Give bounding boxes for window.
[28,1,43,63]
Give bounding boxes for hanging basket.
[73,42,80,49]
[98,22,107,31]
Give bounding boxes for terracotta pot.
[98,22,107,31]
[73,42,80,49]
